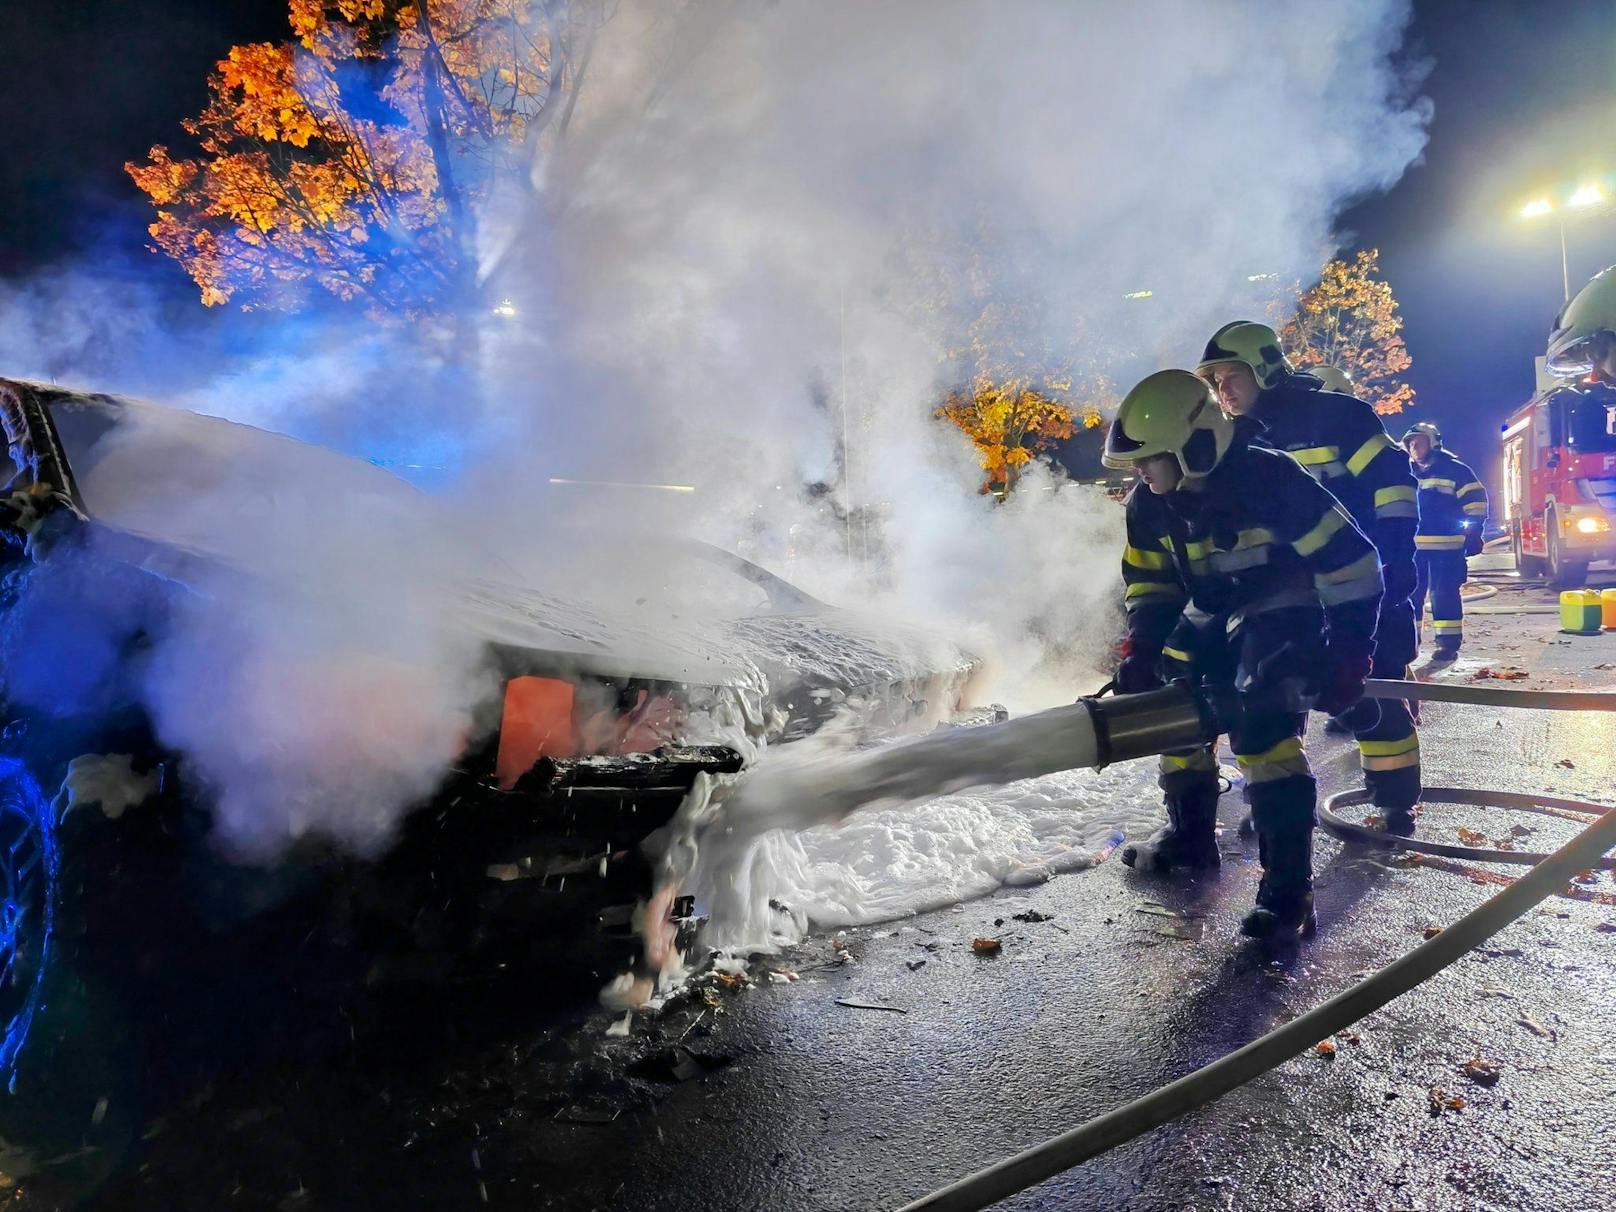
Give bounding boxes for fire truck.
[1502,365,1616,584]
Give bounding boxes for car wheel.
[1547,514,1590,588]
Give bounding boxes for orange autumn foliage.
[938,376,1095,495]
[1279,249,1415,416]
[127,0,599,319]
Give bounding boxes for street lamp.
[1520,184,1608,303]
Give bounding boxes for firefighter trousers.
[1158,609,1316,906]
[1414,548,1467,653]
[1355,599,1420,814]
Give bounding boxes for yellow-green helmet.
[1547,266,1616,375]
[1102,370,1234,481]
[1309,364,1356,395]
[1196,321,1293,391]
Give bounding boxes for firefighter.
[1196,323,1422,834]
[1308,365,1356,396]
[1401,421,1487,659]
[1104,370,1382,938]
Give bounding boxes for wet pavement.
[16,559,1616,1211]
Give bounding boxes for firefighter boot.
[1121,770,1221,873]
[1240,775,1318,939]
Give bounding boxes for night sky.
[2,0,1613,473]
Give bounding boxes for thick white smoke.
[484,0,1430,702]
[0,0,1428,862]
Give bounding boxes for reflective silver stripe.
[1200,546,1272,573]
[1227,585,1318,632]
[1375,501,1418,519]
[1317,574,1382,606]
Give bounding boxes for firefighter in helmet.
[1104,370,1382,938]
[1401,421,1487,658]
[1196,322,1422,835]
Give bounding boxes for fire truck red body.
[1502,378,1616,585]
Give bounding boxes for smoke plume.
[0,0,1429,857]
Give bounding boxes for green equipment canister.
[1560,589,1602,634]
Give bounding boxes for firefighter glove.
[1115,650,1162,695]
[1316,642,1372,717]
[1463,527,1484,557]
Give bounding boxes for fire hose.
[894,677,1616,1212]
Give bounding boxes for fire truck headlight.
[1575,515,1609,535]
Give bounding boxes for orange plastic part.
[495,677,578,789]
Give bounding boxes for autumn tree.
[127,0,605,325]
[937,376,1095,496]
[1279,249,1415,415]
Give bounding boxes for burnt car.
[0,378,982,1158]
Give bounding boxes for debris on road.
[1456,828,1487,847]
[906,959,927,972]
[1461,1058,1501,1086]
[1471,666,1529,681]
[1151,919,1204,942]
[1428,1087,1467,1114]
[834,999,907,1014]
[1517,1014,1557,1041]
[1135,902,1190,919]
[1314,1040,1337,1058]
[971,938,1002,956]
[1555,758,1576,769]
[1422,926,1444,940]
[1012,910,1053,923]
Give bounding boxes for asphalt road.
[32,558,1616,1212]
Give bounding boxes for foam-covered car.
[0,378,983,1124]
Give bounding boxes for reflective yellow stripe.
[1431,619,1462,632]
[1417,477,1456,492]
[1161,646,1193,663]
[1374,485,1416,508]
[1160,748,1217,772]
[1184,527,1273,561]
[1291,445,1340,466]
[1358,734,1419,758]
[1125,580,1181,600]
[1124,545,1170,570]
[1457,481,1486,498]
[1363,748,1422,771]
[1346,434,1396,476]
[1235,736,1305,768]
[1293,509,1348,556]
[1415,534,1466,549]
[1463,504,1488,515]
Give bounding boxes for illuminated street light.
[1123,290,1153,300]
[1519,183,1611,302]
[491,298,518,318]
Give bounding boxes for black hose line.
[896,680,1616,1212]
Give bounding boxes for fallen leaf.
[1573,870,1600,885]
[972,937,1002,956]
[1314,1040,1337,1058]
[714,971,748,990]
[1457,827,1488,847]
[1428,1086,1467,1114]
[1461,1058,1501,1086]
[1596,923,1616,934]
[1362,814,1386,829]
[1494,838,1517,852]
[1423,926,1443,940]
[1509,824,1536,837]
[1471,666,1529,681]
[1339,1031,1362,1046]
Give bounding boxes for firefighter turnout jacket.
[1412,448,1488,551]
[1247,375,1417,591]
[1121,426,1383,664]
